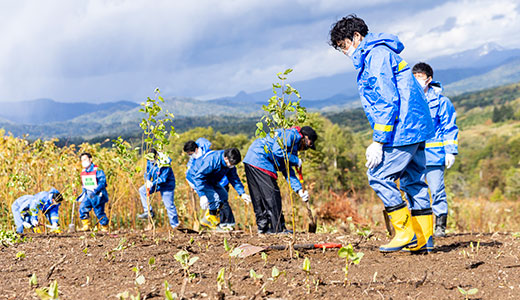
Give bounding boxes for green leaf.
[284,68,293,75]
[338,247,348,258]
[467,288,478,295]
[302,257,311,272]
[223,238,231,252]
[188,256,199,266]
[229,248,243,258]
[49,280,58,299]
[29,273,38,287]
[457,287,467,295]
[148,257,155,266]
[271,266,280,278]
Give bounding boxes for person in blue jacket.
[243,126,317,234]
[184,139,236,229]
[330,15,435,252]
[189,148,251,229]
[413,62,459,238]
[77,152,110,232]
[137,148,179,229]
[11,188,63,234]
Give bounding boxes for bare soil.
[1,228,519,299]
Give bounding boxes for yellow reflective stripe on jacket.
[397,60,408,72]
[443,140,458,146]
[426,142,443,148]
[51,216,59,220]
[374,124,393,132]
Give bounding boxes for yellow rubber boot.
[100,224,109,233]
[404,213,434,253]
[78,219,90,232]
[379,205,417,252]
[200,210,220,229]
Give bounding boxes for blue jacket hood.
[429,81,443,96]
[352,33,404,69]
[196,138,212,154]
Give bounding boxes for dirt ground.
[1,227,519,300]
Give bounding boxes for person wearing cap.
[11,187,63,234]
[329,15,435,253]
[189,148,251,229]
[77,152,110,232]
[184,138,236,230]
[412,62,459,238]
[137,148,179,230]
[243,126,317,234]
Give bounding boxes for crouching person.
[189,148,251,230]
[12,188,63,234]
[77,152,110,232]
[138,149,179,229]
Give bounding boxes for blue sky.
[0,0,519,103]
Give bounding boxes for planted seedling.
[216,267,226,292]
[148,257,156,270]
[261,252,268,266]
[338,244,364,285]
[174,250,199,280]
[458,286,478,300]
[302,257,311,293]
[29,273,38,287]
[164,280,178,300]
[270,266,285,283]
[35,279,59,300]
[249,269,264,283]
[16,251,26,260]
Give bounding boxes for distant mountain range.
[1,42,520,139]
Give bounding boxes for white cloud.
[0,0,518,102]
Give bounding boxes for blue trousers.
[139,185,179,228]
[367,142,431,211]
[79,193,108,226]
[426,165,448,216]
[201,184,235,224]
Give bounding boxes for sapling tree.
[337,244,364,285]
[138,88,177,235]
[255,69,308,236]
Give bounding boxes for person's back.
[352,32,434,146]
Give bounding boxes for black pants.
[244,163,286,233]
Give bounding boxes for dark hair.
[80,152,92,159]
[148,148,158,159]
[224,148,242,165]
[54,192,64,202]
[329,14,369,50]
[412,62,434,78]
[300,126,318,150]
[183,140,198,153]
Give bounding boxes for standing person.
[329,15,435,252]
[137,149,179,230]
[11,188,63,234]
[413,62,459,238]
[189,148,251,229]
[77,152,110,232]
[184,138,234,229]
[243,126,317,234]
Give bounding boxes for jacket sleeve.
[439,96,459,154]
[272,130,300,167]
[192,162,212,197]
[365,49,400,144]
[153,167,171,186]
[280,167,302,193]
[93,169,107,194]
[226,167,245,195]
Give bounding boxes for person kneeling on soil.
[11,187,63,234]
[189,148,251,230]
[184,138,235,230]
[137,148,179,230]
[77,152,110,232]
[243,126,317,234]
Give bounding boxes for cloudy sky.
[0,0,519,103]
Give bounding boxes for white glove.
[145,180,153,189]
[241,194,251,204]
[199,195,209,210]
[23,222,32,229]
[445,153,456,169]
[298,190,309,202]
[297,158,303,169]
[365,142,383,169]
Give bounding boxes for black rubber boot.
[434,214,447,237]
